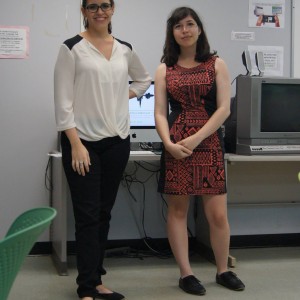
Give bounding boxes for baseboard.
[230,233,300,248]
[29,234,300,255]
[30,242,52,255]
[66,238,172,256]
[29,238,172,256]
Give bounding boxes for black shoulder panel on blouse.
[115,38,132,51]
[64,35,83,50]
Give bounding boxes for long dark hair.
[161,7,216,67]
[82,0,115,33]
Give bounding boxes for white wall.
[0,0,80,238]
[0,0,296,241]
[112,0,292,80]
[292,0,300,77]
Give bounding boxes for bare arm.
[154,63,192,159]
[177,57,231,151]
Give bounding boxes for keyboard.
[130,150,154,155]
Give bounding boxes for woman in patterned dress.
[154,7,245,295]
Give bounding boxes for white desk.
[225,153,300,205]
[51,152,300,274]
[225,153,300,162]
[196,153,300,267]
[129,151,161,161]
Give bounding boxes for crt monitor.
[129,81,161,143]
[236,75,300,155]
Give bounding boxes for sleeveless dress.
[158,56,226,195]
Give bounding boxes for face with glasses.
[82,0,114,31]
[86,2,112,13]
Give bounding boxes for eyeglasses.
[174,23,197,31]
[86,3,112,13]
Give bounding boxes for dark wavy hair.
[82,0,115,33]
[161,7,216,67]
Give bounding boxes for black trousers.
[61,132,130,298]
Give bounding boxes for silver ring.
[79,161,84,164]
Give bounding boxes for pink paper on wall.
[0,26,30,59]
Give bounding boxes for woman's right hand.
[71,142,91,176]
[165,142,193,160]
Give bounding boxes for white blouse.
[54,35,152,141]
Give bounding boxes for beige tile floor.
[9,247,300,300]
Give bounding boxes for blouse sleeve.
[128,47,152,98]
[54,44,76,131]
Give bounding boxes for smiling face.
[173,15,201,49]
[82,0,114,32]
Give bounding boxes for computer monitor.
[236,75,300,155]
[129,81,161,143]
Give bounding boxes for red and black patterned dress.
[158,56,226,195]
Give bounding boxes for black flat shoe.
[100,267,107,275]
[179,275,206,295]
[95,291,125,300]
[216,271,245,291]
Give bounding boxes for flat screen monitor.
[129,81,161,143]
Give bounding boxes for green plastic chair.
[0,207,57,300]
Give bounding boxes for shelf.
[225,153,300,162]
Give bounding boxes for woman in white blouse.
[54,1,151,299]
